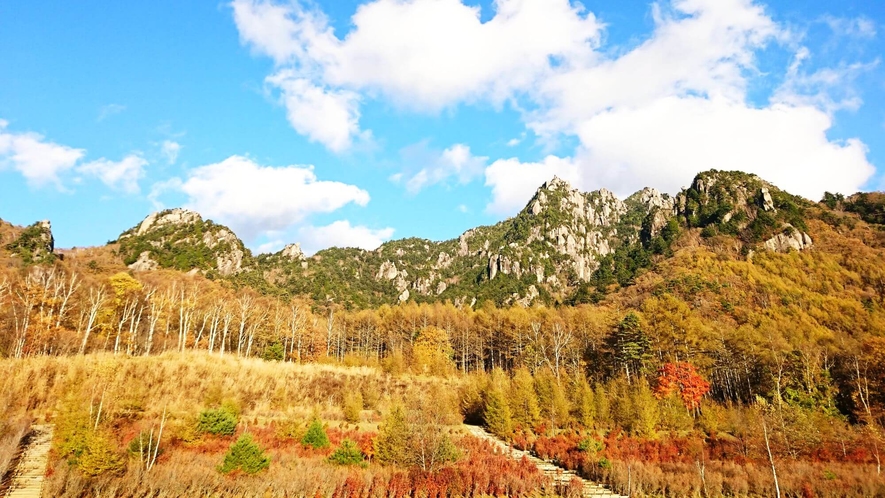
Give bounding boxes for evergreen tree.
[301,417,330,449]
[607,312,652,383]
[220,434,270,474]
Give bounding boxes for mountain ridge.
[5,168,874,309]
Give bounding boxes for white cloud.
[572,96,874,201]
[823,15,877,39]
[401,143,487,193]
[161,140,181,165]
[232,0,876,202]
[528,0,778,136]
[484,0,875,206]
[175,155,371,240]
[266,72,366,152]
[298,220,394,254]
[97,104,126,122]
[78,155,148,194]
[232,0,601,149]
[484,155,581,215]
[772,47,877,113]
[0,121,85,189]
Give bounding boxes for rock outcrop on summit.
[118,209,248,277]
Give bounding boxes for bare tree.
[288,302,306,362]
[144,286,164,355]
[235,293,255,357]
[12,274,37,358]
[177,286,197,352]
[54,271,79,329]
[206,302,223,354]
[80,286,106,354]
[114,296,139,355]
[137,406,167,473]
[219,304,233,357]
[547,322,573,382]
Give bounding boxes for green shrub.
[198,407,238,436]
[301,418,330,448]
[219,434,269,474]
[328,439,365,466]
[262,342,285,362]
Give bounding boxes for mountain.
[1,219,55,265]
[104,169,825,308]
[115,208,250,277]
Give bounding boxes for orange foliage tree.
[654,362,710,414]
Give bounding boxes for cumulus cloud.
[528,0,778,136]
[573,96,873,200]
[266,72,365,152]
[298,220,395,254]
[232,0,601,149]
[175,155,371,240]
[232,0,876,206]
[78,155,148,194]
[398,143,488,193]
[0,120,85,189]
[484,0,876,212]
[161,140,181,165]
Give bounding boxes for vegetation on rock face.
[4,221,55,265]
[116,209,249,276]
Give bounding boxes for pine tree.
[301,417,330,449]
[607,312,652,383]
[220,434,270,474]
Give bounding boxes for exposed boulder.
[376,261,398,280]
[763,227,813,253]
[129,251,159,272]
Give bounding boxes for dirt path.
[2,425,53,498]
[464,425,628,498]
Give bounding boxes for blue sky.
[1,0,883,254]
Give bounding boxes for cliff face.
[102,169,823,307]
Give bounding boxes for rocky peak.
[118,208,248,277]
[280,243,305,261]
[134,208,202,236]
[543,176,573,191]
[4,220,56,264]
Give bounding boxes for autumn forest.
[2,174,885,497]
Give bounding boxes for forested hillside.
[2,169,885,496]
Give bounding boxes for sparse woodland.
[2,192,885,496]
